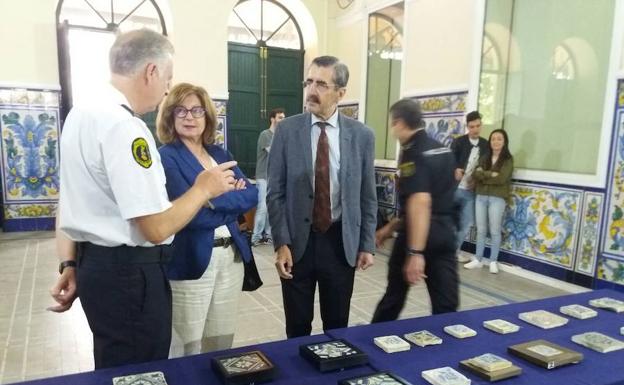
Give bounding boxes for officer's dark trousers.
[76,243,172,369]
[372,218,458,323]
[281,222,355,338]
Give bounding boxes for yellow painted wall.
[0,0,327,96]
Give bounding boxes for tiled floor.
[0,231,576,384]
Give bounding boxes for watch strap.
[59,260,77,274]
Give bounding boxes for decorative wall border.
[575,192,604,275]
[501,182,583,270]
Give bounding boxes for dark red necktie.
[313,122,331,232]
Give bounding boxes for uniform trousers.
[76,242,172,369]
[169,245,244,357]
[281,222,356,338]
[372,217,458,323]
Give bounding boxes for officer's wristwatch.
[58,260,77,274]
[406,247,424,256]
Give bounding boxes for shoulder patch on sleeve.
[131,137,152,168]
[398,161,416,177]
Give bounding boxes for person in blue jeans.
[450,111,488,262]
[464,129,513,274]
[252,108,285,246]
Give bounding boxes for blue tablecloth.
[13,289,624,385]
[326,289,624,385]
[15,334,374,385]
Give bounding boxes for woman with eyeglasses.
[463,129,513,274]
[157,83,257,357]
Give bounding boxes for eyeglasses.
[173,106,206,119]
[302,79,339,92]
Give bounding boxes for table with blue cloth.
[326,289,624,385]
[14,289,624,385]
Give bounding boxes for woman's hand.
[234,178,247,190]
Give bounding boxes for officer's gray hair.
[311,56,349,88]
[109,29,174,76]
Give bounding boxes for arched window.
[479,33,503,126]
[228,0,303,50]
[551,44,576,80]
[56,0,167,120]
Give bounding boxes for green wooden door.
[227,43,303,177]
[228,43,262,176]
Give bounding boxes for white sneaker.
[464,259,483,269]
[457,253,471,263]
[490,262,499,274]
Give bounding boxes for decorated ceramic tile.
[575,192,604,275]
[4,203,57,219]
[215,115,227,148]
[604,109,624,257]
[113,371,167,385]
[0,107,60,202]
[218,352,271,374]
[375,167,397,207]
[338,102,359,120]
[414,92,467,114]
[596,256,624,285]
[502,182,582,269]
[422,115,464,147]
[306,340,360,359]
[213,99,227,116]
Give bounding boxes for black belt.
[214,237,234,248]
[76,242,173,265]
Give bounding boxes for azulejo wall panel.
[597,255,624,285]
[213,99,227,148]
[502,183,582,269]
[603,83,624,256]
[338,102,359,120]
[575,192,604,275]
[412,91,467,148]
[375,167,397,208]
[0,88,60,226]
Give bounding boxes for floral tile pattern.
[502,183,582,269]
[213,99,227,148]
[597,256,624,285]
[0,88,60,222]
[575,192,604,275]
[338,103,359,120]
[412,91,467,147]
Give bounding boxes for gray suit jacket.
[267,111,377,266]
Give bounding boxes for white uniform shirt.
[58,85,173,246]
[311,110,341,221]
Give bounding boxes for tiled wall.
[0,87,60,231]
[370,86,624,291]
[213,99,227,149]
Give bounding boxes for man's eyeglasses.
[302,79,339,92]
[173,106,206,118]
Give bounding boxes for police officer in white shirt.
[48,29,237,369]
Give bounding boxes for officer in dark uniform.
[372,98,458,322]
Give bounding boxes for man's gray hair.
[109,29,174,76]
[311,56,349,88]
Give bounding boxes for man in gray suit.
[267,56,377,338]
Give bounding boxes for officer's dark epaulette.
[422,148,452,156]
